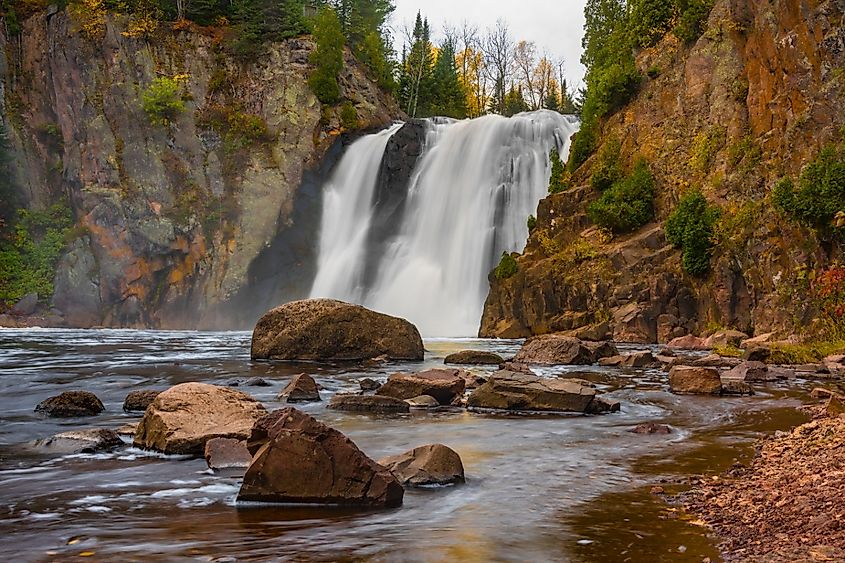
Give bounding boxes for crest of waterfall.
[310,110,579,337]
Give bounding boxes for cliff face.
[482,0,845,341]
[1,9,398,328]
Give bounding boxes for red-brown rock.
[278,373,321,403]
[378,444,465,486]
[377,368,466,405]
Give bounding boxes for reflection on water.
[0,329,816,561]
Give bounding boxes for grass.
[767,341,845,364]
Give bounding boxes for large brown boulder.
[377,369,466,405]
[133,383,267,455]
[35,391,104,417]
[467,370,611,413]
[239,408,404,508]
[668,366,722,395]
[278,374,321,403]
[513,335,618,365]
[327,394,410,413]
[251,299,424,362]
[378,444,465,486]
[444,350,504,365]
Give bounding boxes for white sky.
[390,0,588,90]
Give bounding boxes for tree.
[309,6,345,104]
[482,19,514,115]
[503,84,528,117]
[514,40,538,109]
[398,12,435,117]
[431,38,467,118]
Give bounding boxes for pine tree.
[399,12,434,117]
[431,39,467,119]
[308,6,345,104]
[503,85,528,117]
[544,81,561,111]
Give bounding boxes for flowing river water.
[0,329,814,561]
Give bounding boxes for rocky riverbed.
[0,328,837,560]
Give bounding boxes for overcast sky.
[390,0,588,90]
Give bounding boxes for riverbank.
[679,394,845,561]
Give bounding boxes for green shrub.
[674,0,714,43]
[727,135,762,172]
[549,148,568,194]
[590,137,622,192]
[628,0,676,48]
[665,189,720,276]
[197,104,271,145]
[567,116,597,173]
[142,77,185,125]
[689,126,725,172]
[339,101,359,130]
[309,7,345,104]
[587,158,655,234]
[772,143,845,234]
[494,252,518,280]
[527,215,537,231]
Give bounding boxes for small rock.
[600,351,660,368]
[692,354,741,368]
[703,330,749,348]
[669,366,722,395]
[327,394,410,413]
[405,395,440,408]
[359,378,382,391]
[278,374,321,403]
[35,391,105,417]
[513,334,617,365]
[245,377,271,387]
[825,396,845,417]
[587,396,621,414]
[444,350,504,365]
[377,369,466,405]
[740,332,775,348]
[122,390,161,412]
[720,378,755,396]
[630,423,672,434]
[204,437,252,471]
[722,361,773,382]
[460,372,488,389]
[116,423,138,436]
[500,361,535,375]
[33,429,122,454]
[650,486,665,495]
[666,335,708,350]
[743,346,771,362]
[378,443,465,487]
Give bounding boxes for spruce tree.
[431,39,467,119]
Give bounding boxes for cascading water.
[310,110,579,337]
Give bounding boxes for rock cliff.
[1,9,398,328]
[482,0,845,342]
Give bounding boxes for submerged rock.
[122,390,161,412]
[444,350,504,365]
[513,335,617,365]
[35,391,105,417]
[250,299,424,362]
[630,422,672,435]
[359,378,382,392]
[377,368,466,405]
[327,394,410,413]
[33,428,122,454]
[378,444,465,486]
[239,408,404,507]
[278,374,321,403]
[405,395,440,408]
[467,370,612,413]
[204,438,252,472]
[133,382,267,455]
[669,366,722,395]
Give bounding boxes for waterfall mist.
[309,110,579,337]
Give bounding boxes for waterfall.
[309,110,579,337]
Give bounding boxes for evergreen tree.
[399,12,434,117]
[502,85,528,117]
[308,6,345,104]
[430,39,467,119]
[544,81,560,111]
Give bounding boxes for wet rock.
[35,391,105,417]
[279,374,321,403]
[703,330,749,348]
[116,423,139,436]
[669,366,722,395]
[599,351,660,368]
[122,390,161,412]
[740,332,776,348]
[744,346,771,362]
[377,369,466,405]
[238,408,404,508]
[204,438,252,471]
[444,350,504,365]
[563,321,611,342]
[586,395,621,414]
[405,395,440,408]
[500,361,535,375]
[33,429,122,454]
[250,299,424,362]
[460,372,488,389]
[630,423,672,434]
[691,354,741,368]
[720,378,755,396]
[513,335,617,365]
[467,370,610,413]
[134,383,267,455]
[378,444,465,486]
[666,335,708,350]
[359,378,382,392]
[722,361,774,382]
[11,293,38,316]
[327,394,410,413]
[245,377,271,387]
[767,366,796,380]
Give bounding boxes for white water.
[310,110,579,337]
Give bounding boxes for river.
[0,329,812,561]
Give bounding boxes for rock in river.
[278,374,321,403]
[378,444,465,486]
[238,408,404,508]
[205,438,252,472]
[250,299,424,362]
[444,350,504,365]
[467,370,615,414]
[123,390,161,412]
[377,368,466,405]
[35,391,105,417]
[133,383,267,455]
[33,429,123,454]
[327,394,410,413]
[513,335,617,365]
[668,366,722,395]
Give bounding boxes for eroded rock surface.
[467,370,614,413]
[378,444,465,486]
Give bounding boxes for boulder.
[630,423,672,435]
[444,350,504,365]
[279,374,321,403]
[35,391,104,417]
[703,330,749,348]
[133,383,267,455]
[563,321,611,342]
[691,354,741,368]
[460,372,488,389]
[405,395,440,408]
[599,351,660,368]
[11,293,38,316]
[467,370,610,413]
[359,378,382,392]
[245,377,271,387]
[744,346,771,362]
[500,361,535,375]
[204,438,252,471]
[327,394,410,413]
[123,390,161,412]
[513,334,617,365]
[238,408,404,508]
[666,335,708,350]
[722,361,775,382]
[587,396,622,414]
[116,423,138,436]
[33,429,122,454]
[378,444,465,486]
[669,366,722,395]
[740,332,776,348]
[377,369,466,405]
[720,378,755,395]
[251,299,424,362]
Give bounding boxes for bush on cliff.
[587,158,654,234]
[309,7,345,105]
[548,149,568,194]
[665,190,720,276]
[142,77,186,125]
[494,252,518,280]
[590,137,622,192]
